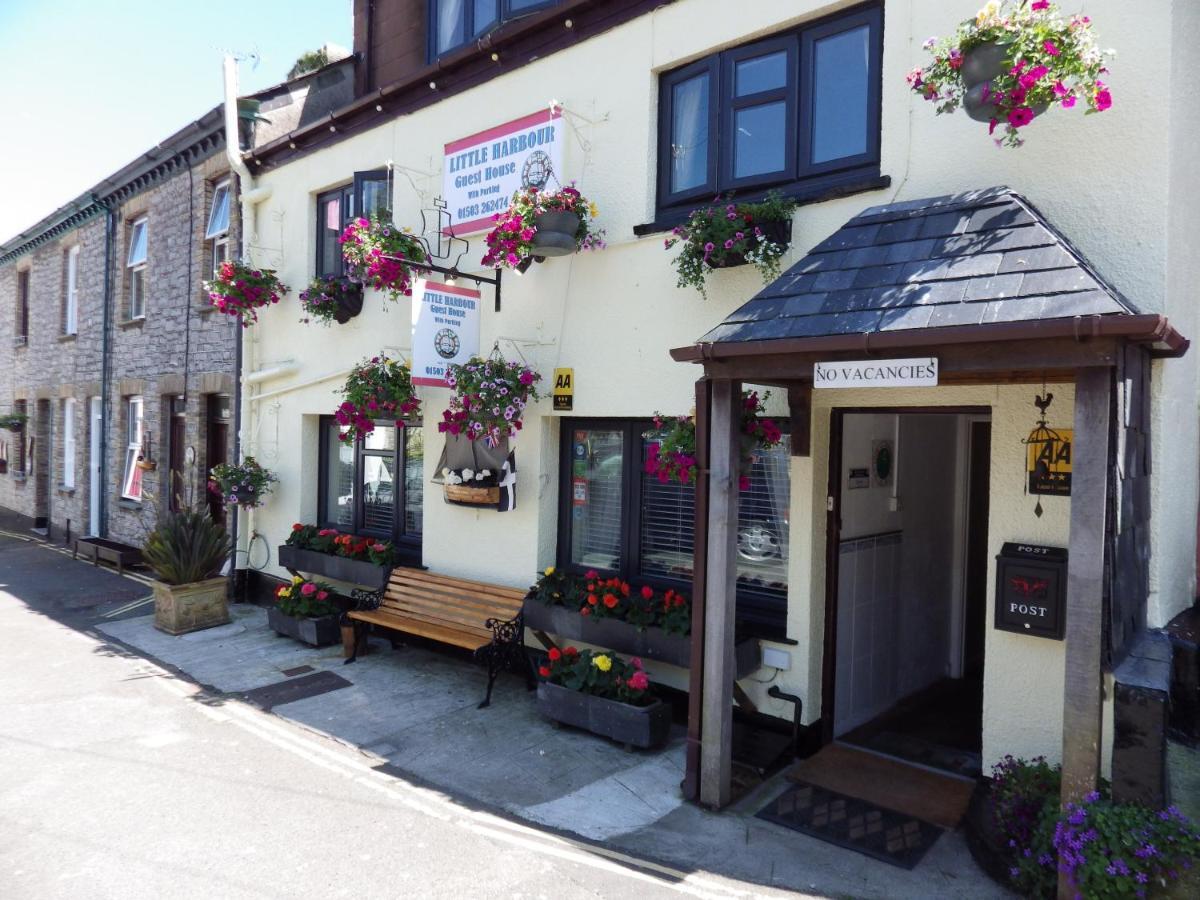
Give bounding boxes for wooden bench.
[344,567,529,708]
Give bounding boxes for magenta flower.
[1008,107,1035,128]
[1032,1,1049,10]
[1095,88,1112,111]
[1061,93,1077,109]
[1043,40,1059,56]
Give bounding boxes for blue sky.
[0,0,353,241]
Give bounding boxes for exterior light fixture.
[564,19,573,29]
[490,51,500,62]
[375,104,383,112]
[429,80,438,90]
[289,141,297,149]
[329,125,337,132]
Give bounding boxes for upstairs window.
[64,246,79,336]
[16,269,29,345]
[315,170,390,278]
[126,218,148,319]
[429,1,560,59]
[205,180,232,280]
[656,4,881,216]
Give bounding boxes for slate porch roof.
[682,187,1184,356]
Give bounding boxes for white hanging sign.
[442,108,565,235]
[411,279,481,387]
[813,358,939,389]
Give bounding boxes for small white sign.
[443,109,565,235]
[411,279,481,387]
[813,358,938,389]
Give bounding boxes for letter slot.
[994,542,1067,640]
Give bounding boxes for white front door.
[89,397,102,536]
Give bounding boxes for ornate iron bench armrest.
[483,610,524,646]
[342,588,383,624]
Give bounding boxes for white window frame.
[62,397,76,489]
[65,245,79,335]
[205,180,232,279]
[121,396,144,501]
[127,218,148,320]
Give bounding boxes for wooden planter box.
[277,545,390,590]
[523,601,760,678]
[537,681,671,750]
[267,607,341,647]
[154,577,229,635]
[444,483,500,506]
[74,536,144,574]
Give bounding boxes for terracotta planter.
[332,280,364,324]
[153,576,229,635]
[536,681,671,749]
[706,219,792,270]
[267,607,341,647]
[523,601,761,678]
[531,210,581,257]
[277,545,391,590]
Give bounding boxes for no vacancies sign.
[813,358,938,389]
[411,279,481,387]
[443,109,565,235]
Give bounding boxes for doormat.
[756,780,943,870]
[240,670,352,711]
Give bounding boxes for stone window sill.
[57,333,77,343]
[57,485,76,496]
[13,338,28,349]
[117,498,143,509]
[119,318,145,330]
[11,472,27,483]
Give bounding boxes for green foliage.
[0,413,28,432]
[209,456,277,509]
[528,568,691,637]
[288,48,330,80]
[540,647,654,706]
[275,576,339,618]
[142,508,231,586]
[335,354,421,444]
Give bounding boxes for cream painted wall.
[240,0,1192,768]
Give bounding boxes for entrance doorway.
[167,396,187,511]
[824,409,991,777]
[205,394,231,523]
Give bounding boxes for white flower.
[442,467,452,477]
[475,472,486,481]
[462,468,474,480]
[447,473,462,485]
[480,469,491,477]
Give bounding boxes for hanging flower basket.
[438,354,542,447]
[339,215,428,300]
[481,185,605,271]
[645,390,783,491]
[334,354,420,444]
[0,413,27,432]
[665,192,796,299]
[204,260,289,325]
[209,456,278,509]
[908,1,1113,148]
[299,275,364,325]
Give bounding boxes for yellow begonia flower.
[976,1,999,26]
[544,566,556,577]
[593,654,612,672]
[279,588,291,598]
[589,202,599,218]
[292,575,303,585]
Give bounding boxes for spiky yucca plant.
[142,508,231,586]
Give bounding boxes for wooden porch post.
[1060,368,1112,793]
[683,378,711,802]
[699,378,740,808]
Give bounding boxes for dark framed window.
[318,417,424,558]
[13,400,27,475]
[656,3,881,216]
[314,170,390,278]
[428,0,560,60]
[558,419,792,636]
[15,269,29,345]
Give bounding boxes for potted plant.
[142,507,232,635]
[481,184,605,271]
[269,575,342,647]
[299,275,364,325]
[0,413,28,432]
[440,465,500,506]
[908,1,1113,148]
[645,390,783,491]
[209,456,278,509]
[339,214,428,300]
[437,354,542,448]
[278,523,396,588]
[204,260,289,325]
[665,192,796,299]
[536,646,671,750]
[334,354,421,444]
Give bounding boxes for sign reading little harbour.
[443,109,565,235]
[813,358,939,389]
[411,279,481,387]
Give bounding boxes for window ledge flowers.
[335,355,421,444]
[275,575,338,619]
[665,192,796,299]
[209,456,277,509]
[645,390,782,491]
[340,215,428,300]
[481,184,605,271]
[286,524,396,566]
[909,1,1113,148]
[204,260,289,325]
[531,568,691,637]
[438,354,542,447]
[299,275,364,326]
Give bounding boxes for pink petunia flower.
[1043,40,1059,56]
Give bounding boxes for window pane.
[669,73,710,195]
[404,427,424,535]
[127,221,148,266]
[318,195,343,276]
[130,268,145,318]
[736,436,790,598]
[363,425,396,452]
[205,184,231,239]
[568,428,624,571]
[508,0,546,9]
[359,178,390,221]
[734,102,787,178]
[640,440,695,582]
[323,423,355,529]
[812,25,870,164]
[473,0,497,33]
[437,0,466,53]
[362,455,395,534]
[736,50,787,97]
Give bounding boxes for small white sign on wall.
[411,279,481,387]
[813,358,939,389]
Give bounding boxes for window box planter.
[267,606,341,647]
[707,219,792,270]
[153,576,229,636]
[523,601,760,678]
[73,536,144,574]
[536,680,671,750]
[443,483,500,506]
[531,210,581,257]
[277,545,391,590]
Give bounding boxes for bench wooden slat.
[372,599,496,634]
[380,588,519,621]
[389,568,526,603]
[347,610,491,650]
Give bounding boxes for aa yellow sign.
[1027,428,1072,496]
[552,368,573,411]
